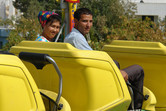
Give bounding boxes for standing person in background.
[64,8,144,111]
[36,11,61,42]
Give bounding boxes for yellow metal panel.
[155,108,166,111]
[103,40,166,55]
[10,41,131,111]
[142,87,156,111]
[102,40,164,110]
[39,89,71,111]
[0,55,45,111]
[0,66,36,111]
[10,41,112,61]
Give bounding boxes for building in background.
[0,0,20,49]
[131,0,166,22]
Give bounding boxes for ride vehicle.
[0,51,70,111]
[0,1,157,110]
[102,40,166,111]
[0,40,155,111]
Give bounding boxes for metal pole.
[54,21,65,42]
[45,56,63,104]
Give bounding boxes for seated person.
[64,8,144,111]
[36,11,61,42]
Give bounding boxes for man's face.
[42,20,60,41]
[75,14,93,36]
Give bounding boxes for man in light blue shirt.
[64,8,93,50]
[64,8,144,111]
[64,28,92,50]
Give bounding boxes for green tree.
[78,0,137,50]
[2,16,41,51]
[26,0,43,19]
[78,0,136,40]
[109,16,166,44]
[4,0,166,51]
[13,0,60,17]
[2,0,61,51]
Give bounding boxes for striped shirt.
[35,36,49,42]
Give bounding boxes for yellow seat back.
[10,41,131,111]
[102,40,163,111]
[0,54,45,111]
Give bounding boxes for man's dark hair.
[46,14,61,26]
[74,8,92,21]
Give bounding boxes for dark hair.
[74,8,92,21]
[46,14,61,26]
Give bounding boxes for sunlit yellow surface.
[142,87,156,111]
[102,40,164,111]
[39,89,71,111]
[0,54,45,111]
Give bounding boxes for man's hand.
[120,70,128,82]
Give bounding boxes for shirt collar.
[72,28,84,36]
[40,35,50,42]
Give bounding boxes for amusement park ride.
[1,0,166,111]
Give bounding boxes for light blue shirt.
[64,28,92,50]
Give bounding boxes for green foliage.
[78,0,125,41]
[26,0,43,19]
[2,0,60,51]
[88,16,166,50]
[2,16,42,51]
[109,16,166,44]
[2,30,24,51]
[78,0,138,50]
[39,0,60,11]
[13,0,60,18]
[0,16,14,28]
[2,0,166,51]
[13,0,30,16]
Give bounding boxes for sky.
[131,0,166,3]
